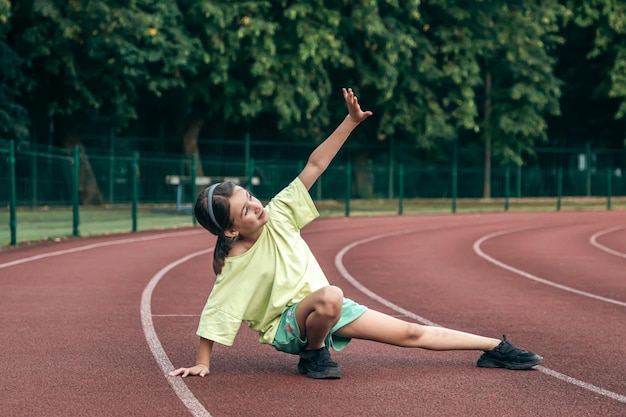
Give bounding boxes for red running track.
[1,211,625,417]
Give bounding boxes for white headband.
[206,183,222,231]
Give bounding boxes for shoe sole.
[477,356,543,370]
[298,364,342,379]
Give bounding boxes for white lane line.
[0,230,203,269]
[590,226,626,259]
[0,227,213,416]
[141,227,439,417]
[335,227,441,327]
[536,366,626,403]
[473,228,626,307]
[141,248,214,417]
[335,228,626,404]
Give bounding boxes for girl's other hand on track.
[169,364,210,378]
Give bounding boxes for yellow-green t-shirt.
[196,177,329,346]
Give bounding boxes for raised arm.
[298,88,373,190]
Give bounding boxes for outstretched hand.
[343,88,373,124]
[169,364,210,378]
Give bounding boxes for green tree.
[0,0,29,141]
[9,0,200,202]
[331,0,460,147]
[330,1,563,198]
[422,1,565,198]
[478,1,564,197]
[553,0,626,150]
[146,1,355,183]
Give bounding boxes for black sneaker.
[297,347,341,379]
[477,335,543,370]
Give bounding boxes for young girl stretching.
[169,88,542,379]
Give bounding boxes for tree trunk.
[58,118,105,205]
[182,115,206,194]
[353,151,374,198]
[483,71,492,199]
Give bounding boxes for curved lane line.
[0,231,211,416]
[335,228,626,404]
[590,226,626,259]
[141,248,214,417]
[8,223,625,411]
[335,227,441,327]
[473,228,626,307]
[0,230,203,270]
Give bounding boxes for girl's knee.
[316,286,343,317]
[402,323,425,346]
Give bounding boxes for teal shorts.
[271,298,368,355]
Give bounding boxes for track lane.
[2,211,625,417]
[154,211,626,416]
[0,230,206,417]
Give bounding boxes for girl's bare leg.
[295,286,344,350]
[335,309,500,351]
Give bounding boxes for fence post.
[606,167,612,210]
[556,166,563,211]
[345,161,351,217]
[72,146,80,237]
[516,144,522,198]
[247,158,255,193]
[585,142,591,196]
[9,141,17,246]
[398,164,404,215]
[31,151,38,206]
[504,165,510,211]
[191,154,197,226]
[108,128,115,203]
[245,131,251,186]
[388,136,394,199]
[451,139,458,213]
[132,152,139,231]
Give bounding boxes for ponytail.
[213,235,237,275]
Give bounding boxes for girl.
[169,88,542,380]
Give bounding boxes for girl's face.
[227,186,267,236]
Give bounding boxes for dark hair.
[194,182,237,275]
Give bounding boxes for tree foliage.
[0,0,29,141]
[2,0,624,161]
[546,0,626,148]
[10,0,199,144]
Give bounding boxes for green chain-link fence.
[1,138,624,246]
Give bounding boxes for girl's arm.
[298,88,372,190]
[169,337,214,378]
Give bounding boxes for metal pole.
[108,128,115,203]
[516,163,522,198]
[556,166,562,211]
[388,136,394,199]
[345,161,351,217]
[248,158,255,193]
[132,152,139,232]
[516,143,522,198]
[72,146,80,237]
[245,131,250,184]
[9,141,17,245]
[585,142,591,196]
[504,165,510,211]
[451,139,458,213]
[398,164,404,215]
[31,151,38,207]
[606,167,612,210]
[191,154,197,225]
